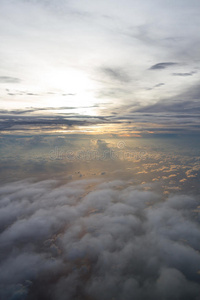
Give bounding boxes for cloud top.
[0,179,200,299]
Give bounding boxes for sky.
[1,1,200,300]
[0,0,200,136]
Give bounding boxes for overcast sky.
[0,0,200,135]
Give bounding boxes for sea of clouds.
[0,178,200,300]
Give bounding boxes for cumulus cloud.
[0,179,200,300]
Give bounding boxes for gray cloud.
[0,116,113,133]
[154,83,165,87]
[101,67,131,83]
[0,108,111,131]
[146,83,165,90]
[104,82,200,135]
[0,105,101,115]
[134,83,200,115]
[0,107,77,115]
[0,76,21,83]
[134,100,200,114]
[0,117,97,131]
[149,62,178,70]
[0,179,200,300]
[172,71,196,76]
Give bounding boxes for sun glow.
[43,69,91,93]
[40,68,98,112]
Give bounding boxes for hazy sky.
[0,0,200,136]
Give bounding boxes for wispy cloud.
[0,76,21,83]
[149,62,178,70]
[172,71,196,76]
[100,67,132,83]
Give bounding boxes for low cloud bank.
[0,179,200,300]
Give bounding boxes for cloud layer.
[0,179,200,300]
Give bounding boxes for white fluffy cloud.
[0,179,200,299]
